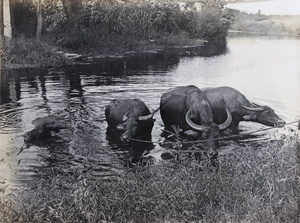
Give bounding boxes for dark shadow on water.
[106,131,156,166]
[159,126,264,158]
[58,42,227,77]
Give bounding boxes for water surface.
[0,36,299,190]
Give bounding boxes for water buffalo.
[202,86,285,128]
[24,116,67,145]
[160,85,232,156]
[105,99,156,142]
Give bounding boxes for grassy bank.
[2,33,206,70]
[1,130,299,222]
[229,9,300,37]
[2,1,233,70]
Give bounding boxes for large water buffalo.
[202,86,285,128]
[160,85,232,156]
[105,99,156,142]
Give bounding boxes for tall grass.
[3,37,66,68]
[78,3,233,47]
[1,130,299,222]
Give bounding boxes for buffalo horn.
[242,105,265,112]
[122,111,130,122]
[138,107,160,121]
[185,110,206,131]
[251,102,262,107]
[218,109,232,130]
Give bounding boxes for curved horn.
[185,110,206,131]
[218,109,232,130]
[251,103,262,107]
[242,105,265,112]
[138,107,160,121]
[122,111,130,122]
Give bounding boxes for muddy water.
[0,37,299,190]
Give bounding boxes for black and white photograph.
[0,0,299,222]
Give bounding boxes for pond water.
[226,0,300,15]
[1,36,300,190]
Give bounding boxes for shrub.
[188,7,234,43]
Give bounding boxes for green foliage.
[4,37,65,68]
[85,3,187,38]
[13,0,37,37]
[11,1,233,49]
[1,131,299,222]
[43,0,66,32]
[77,2,233,49]
[187,8,234,43]
[5,1,233,66]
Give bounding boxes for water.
[1,36,300,190]
[226,0,300,15]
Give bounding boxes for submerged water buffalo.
[202,86,285,128]
[105,99,156,142]
[160,85,232,156]
[24,116,67,145]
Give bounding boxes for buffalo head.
[242,103,285,127]
[105,99,158,143]
[118,111,155,142]
[185,109,232,156]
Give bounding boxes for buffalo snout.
[274,118,285,128]
[121,132,131,142]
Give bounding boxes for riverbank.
[2,34,212,70]
[2,1,233,71]
[2,11,299,71]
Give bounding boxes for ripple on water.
[0,37,299,191]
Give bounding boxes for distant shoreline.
[226,0,300,16]
[229,10,300,37]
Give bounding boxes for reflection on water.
[0,37,299,190]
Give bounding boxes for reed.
[1,130,299,222]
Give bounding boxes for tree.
[61,0,83,47]
[61,0,82,34]
[0,0,3,37]
[0,0,4,70]
[9,0,15,37]
[36,0,42,41]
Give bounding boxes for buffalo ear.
[116,124,126,132]
[122,111,130,122]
